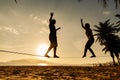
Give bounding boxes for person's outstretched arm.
[49,12,53,22]
[81,19,85,29]
[56,27,61,31]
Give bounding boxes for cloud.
[39,27,49,34]
[0,26,19,35]
[29,14,49,26]
[72,39,85,51]
[41,20,48,26]
[10,9,19,16]
[103,11,111,15]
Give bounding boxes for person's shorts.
[49,34,58,47]
[85,38,94,48]
[51,41,58,47]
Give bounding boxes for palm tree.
[115,14,120,27]
[113,0,120,9]
[14,0,17,4]
[78,0,83,2]
[77,0,120,9]
[97,0,120,9]
[94,19,120,65]
[97,0,107,8]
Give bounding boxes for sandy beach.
[0,66,120,80]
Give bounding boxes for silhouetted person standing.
[80,19,96,58]
[45,13,61,58]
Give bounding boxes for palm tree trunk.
[110,52,116,65]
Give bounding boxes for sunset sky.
[0,0,120,65]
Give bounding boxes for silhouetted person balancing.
[80,19,96,58]
[45,13,61,58]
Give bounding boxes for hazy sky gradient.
[0,0,120,65]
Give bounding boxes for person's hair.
[85,23,90,28]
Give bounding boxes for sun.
[36,44,49,56]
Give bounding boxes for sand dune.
[0,66,120,80]
[0,58,54,66]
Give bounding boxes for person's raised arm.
[81,19,85,29]
[49,12,54,22]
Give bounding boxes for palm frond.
[115,14,120,19]
[94,19,120,56]
[116,21,120,24]
[93,29,101,32]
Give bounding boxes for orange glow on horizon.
[36,44,49,56]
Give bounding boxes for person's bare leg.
[45,45,52,57]
[89,48,96,58]
[115,53,120,65]
[82,47,87,58]
[110,52,116,65]
[54,47,59,58]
